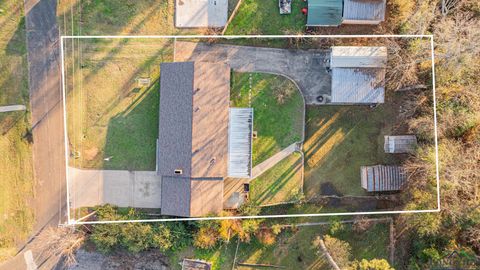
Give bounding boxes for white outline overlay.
[60,35,440,225]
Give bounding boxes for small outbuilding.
[384,135,418,153]
[175,0,228,28]
[343,0,387,24]
[361,165,407,192]
[330,46,387,104]
[307,0,386,26]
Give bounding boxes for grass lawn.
[303,104,405,197]
[230,72,304,166]
[250,152,303,206]
[65,39,174,170]
[170,243,237,270]
[0,0,34,261]
[225,0,307,35]
[235,222,390,269]
[57,0,204,36]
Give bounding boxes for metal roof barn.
[343,0,386,25]
[307,0,343,26]
[175,0,228,28]
[228,108,253,178]
[330,46,387,104]
[361,165,407,192]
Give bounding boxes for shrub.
[255,228,276,246]
[350,259,394,270]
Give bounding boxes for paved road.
[1,0,66,269]
[174,41,332,104]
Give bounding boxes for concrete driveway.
[174,41,332,104]
[68,168,162,212]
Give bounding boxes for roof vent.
[174,169,183,175]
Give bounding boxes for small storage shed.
[330,46,387,104]
[384,135,417,153]
[361,165,407,192]
[307,0,343,26]
[343,0,387,24]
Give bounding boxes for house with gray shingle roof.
[158,62,253,217]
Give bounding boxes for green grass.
[303,104,402,196]
[230,72,304,166]
[66,39,174,170]
[250,152,303,205]
[0,0,34,261]
[235,222,390,269]
[170,243,237,270]
[225,0,307,35]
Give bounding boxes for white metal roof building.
[228,108,253,178]
[330,46,387,104]
[361,165,407,192]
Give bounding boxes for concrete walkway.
[251,143,299,179]
[68,167,162,211]
[0,105,26,112]
[174,41,331,104]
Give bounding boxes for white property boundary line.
[60,34,440,225]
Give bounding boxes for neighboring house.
[306,0,386,26]
[329,46,387,104]
[361,165,407,192]
[158,62,253,217]
[175,0,228,28]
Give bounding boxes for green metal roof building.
[306,0,343,26]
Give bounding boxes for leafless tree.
[33,226,85,267]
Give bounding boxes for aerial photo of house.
[6,0,474,268]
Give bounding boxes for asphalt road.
[1,0,66,269]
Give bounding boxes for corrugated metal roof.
[228,108,253,178]
[307,0,343,26]
[361,165,407,192]
[331,68,385,103]
[343,0,386,21]
[330,46,388,68]
[384,135,418,153]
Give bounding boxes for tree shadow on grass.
[102,81,159,171]
[251,153,302,205]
